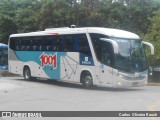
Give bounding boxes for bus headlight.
[117,74,147,80]
[118,74,131,80]
[118,82,122,86]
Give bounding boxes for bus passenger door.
[98,40,115,87]
[99,65,113,87]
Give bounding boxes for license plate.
[132,82,138,86]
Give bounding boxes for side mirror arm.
[100,38,119,54]
[142,41,154,55]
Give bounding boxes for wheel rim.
[25,69,30,79]
[84,76,92,87]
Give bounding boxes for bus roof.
[0,43,8,48]
[10,27,140,39]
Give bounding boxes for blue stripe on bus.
[15,51,66,80]
[15,51,94,80]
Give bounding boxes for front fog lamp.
[118,82,122,86]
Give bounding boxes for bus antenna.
[71,25,76,28]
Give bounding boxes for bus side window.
[32,39,39,51]
[52,40,56,51]
[47,36,56,51]
[100,41,114,67]
[92,38,100,60]
[39,39,45,51]
[46,39,52,51]
[72,35,80,52]
[10,38,16,50]
[21,38,30,51]
[17,39,22,51]
[90,33,109,62]
[56,36,62,51]
[10,38,21,51]
[64,35,72,52]
[79,34,91,56]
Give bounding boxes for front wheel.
[82,74,93,88]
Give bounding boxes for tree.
[15,0,41,32]
[0,0,160,46]
[0,0,42,43]
[143,9,160,66]
[0,0,17,44]
[38,0,74,30]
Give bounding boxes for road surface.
[0,77,159,120]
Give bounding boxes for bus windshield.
[113,38,147,73]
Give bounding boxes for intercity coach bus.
[8,27,154,88]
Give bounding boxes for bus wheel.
[82,74,93,88]
[24,67,32,80]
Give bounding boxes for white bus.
[8,27,154,88]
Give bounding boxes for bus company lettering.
[40,53,57,69]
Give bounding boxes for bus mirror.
[142,41,154,55]
[100,38,119,54]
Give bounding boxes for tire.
[23,67,32,80]
[82,73,93,88]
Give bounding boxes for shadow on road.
[14,78,146,92]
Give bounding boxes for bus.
[8,27,154,88]
[0,43,8,70]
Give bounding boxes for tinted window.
[90,33,114,66]
[10,38,16,50]
[79,34,91,56]
[9,34,92,55]
[21,37,31,51]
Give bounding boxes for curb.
[147,83,160,86]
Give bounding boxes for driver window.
[101,41,113,66]
[90,33,114,67]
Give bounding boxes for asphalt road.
[0,77,159,120]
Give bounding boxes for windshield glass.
[113,38,147,73]
[0,48,8,66]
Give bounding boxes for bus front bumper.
[112,77,147,88]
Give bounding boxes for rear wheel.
[82,73,93,88]
[23,67,32,80]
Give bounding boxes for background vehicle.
[0,43,8,70]
[8,27,154,88]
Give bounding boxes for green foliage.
[15,0,41,33]
[143,9,160,66]
[38,0,75,29]
[0,0,17,43]
[0,0,160,66]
